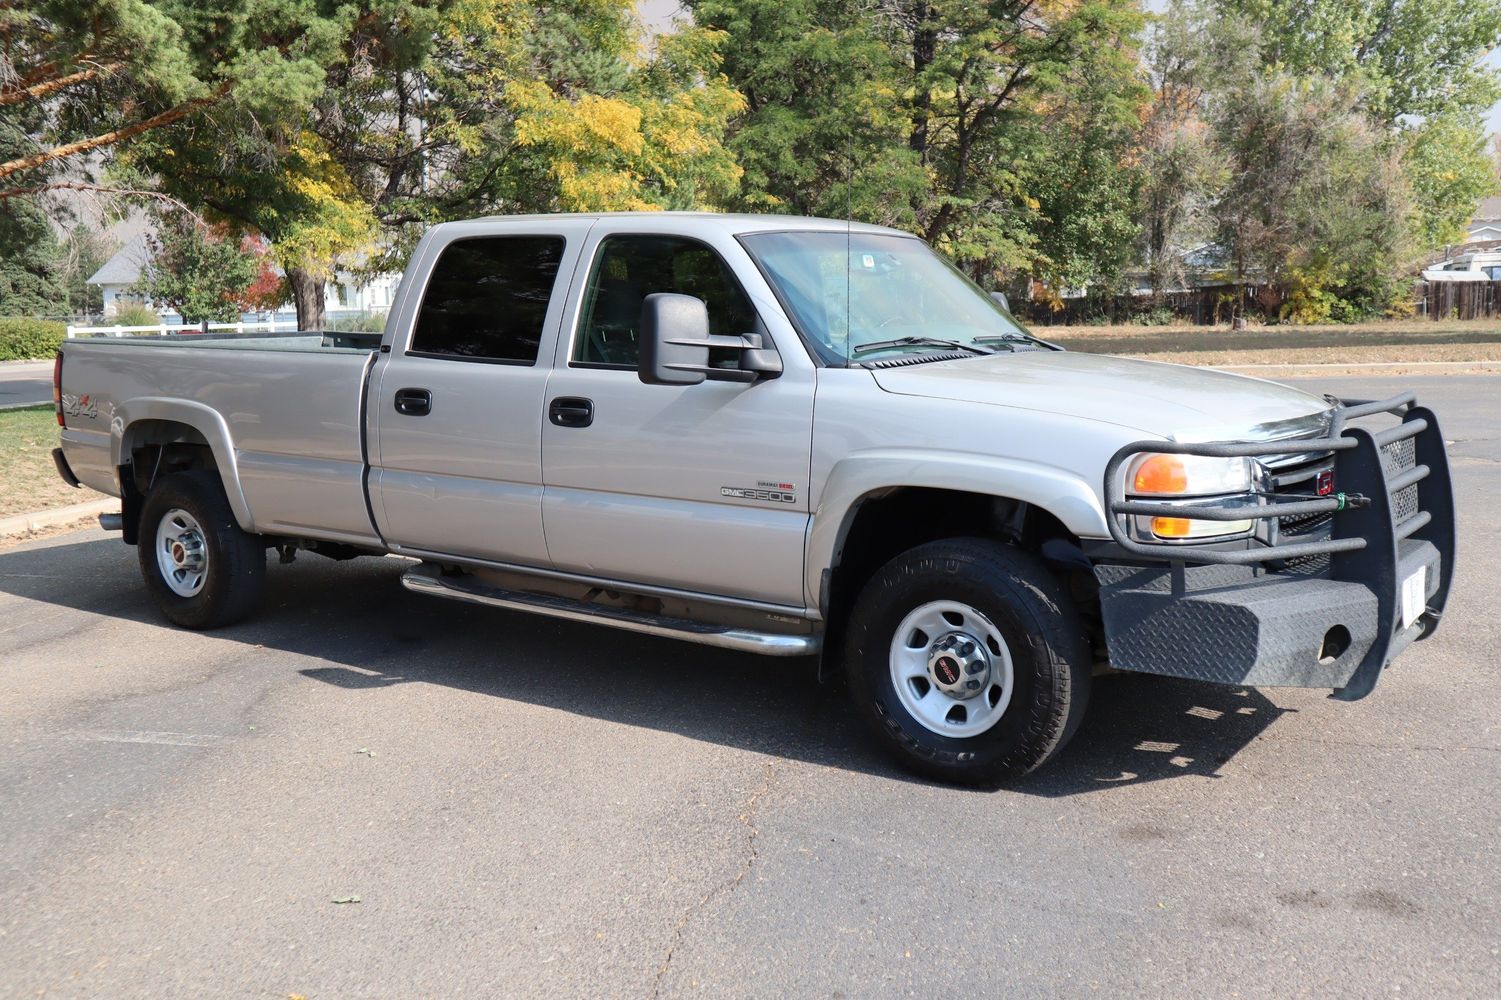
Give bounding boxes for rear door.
[540,226,816,608]
[370,221,591,564]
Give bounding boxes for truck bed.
[58,333,383,547]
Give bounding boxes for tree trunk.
[909,4,935,161]
[288,267,326,331]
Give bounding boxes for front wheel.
[843,538,1091,786]
[138,471,265,629]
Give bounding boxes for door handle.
[394,387,432,416]
[548,396,594,428]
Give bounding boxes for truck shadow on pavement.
[0,535,1291,797]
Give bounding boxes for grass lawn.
[0,405,95,519]
[1042,319,1501,369]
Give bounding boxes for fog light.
[1150,515,1254,540]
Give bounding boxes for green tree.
[1135,1,1253,296]
[0,198,66,316]
[0,1,352,191]
[684,0,926,226]
[132,1,743,328]
[689,1,1147,287]
[1217,0,1501,122]
[135,220,258,323]
[889,0,1147,279]
[1213,73,1412,322]
[60,229,116,316]
[1402,111,1498,252]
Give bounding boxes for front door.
[372,223,589,564]
[541,233,815,608]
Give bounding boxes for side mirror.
[990,290,1011,312]
[639,293,709,385]
[638,292,784,386]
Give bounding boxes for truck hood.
[870,351,1333,440]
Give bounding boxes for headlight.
[1127,453,1256,541]
[1130,454,1253,496]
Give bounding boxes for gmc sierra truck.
[51,213,1456,785]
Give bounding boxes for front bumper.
[1094,393,1455,700]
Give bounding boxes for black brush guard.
[1096,393,1456,700]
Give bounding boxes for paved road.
[0,360,53,410]
[1,375,1497,999]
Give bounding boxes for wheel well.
[822,488,1099,670]
[118,420,220,545]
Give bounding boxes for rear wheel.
[137,471,265,629]
[843,538,1090,786]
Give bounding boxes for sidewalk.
[0,498,117,542]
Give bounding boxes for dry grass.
[1043,320,1501,367]
[0,405,95,518]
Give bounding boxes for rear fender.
[114,398,254,531]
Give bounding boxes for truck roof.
[457,211,912,238]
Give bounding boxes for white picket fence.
[65,320,300,338]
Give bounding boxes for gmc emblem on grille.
[1316,470,1335,496]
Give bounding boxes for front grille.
[1381,437,1420,523]
[1268,451,1336,574]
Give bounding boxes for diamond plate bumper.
[1097,393,1455,699]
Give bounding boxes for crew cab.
[52,213,1456,785]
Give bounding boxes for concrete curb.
[0,498,117,539]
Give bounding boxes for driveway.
[0,375,1497,998]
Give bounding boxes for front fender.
[805,449,1108,607]
[113,397,255,531]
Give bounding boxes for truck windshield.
[738,231,1038,365]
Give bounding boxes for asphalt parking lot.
[1,375,1497,999]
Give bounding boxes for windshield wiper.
[974,333,1061,352]
[852,336,992,356]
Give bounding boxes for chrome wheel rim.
[155,508,208,598]
[889,600,1014,738]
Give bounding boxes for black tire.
[137,470,265,629]
[843,538,1090,787]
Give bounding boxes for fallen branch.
[0,82,231,181]
[0,181,207,226]
[0,62,124,106]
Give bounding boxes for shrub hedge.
[0,318,67,361]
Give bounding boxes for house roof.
[86,234,151,286]
[1473,195,1501,223]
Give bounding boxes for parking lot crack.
[650,759,780,998]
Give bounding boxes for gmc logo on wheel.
[1316,470,1335,496]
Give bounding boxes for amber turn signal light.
[1132,454,1188,495]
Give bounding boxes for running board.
[400,564,820,657]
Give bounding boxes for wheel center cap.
[927,632,990,699]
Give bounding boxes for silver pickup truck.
[52,212,1456,785]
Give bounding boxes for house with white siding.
[86,234,402,321]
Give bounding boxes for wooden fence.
[1415,280,1501,321]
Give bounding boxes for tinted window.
[573,235,757,367]
[410,236,565,363]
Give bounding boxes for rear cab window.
[409,236,566,364]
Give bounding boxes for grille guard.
[1102,392,1457,699]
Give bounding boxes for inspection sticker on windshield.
[861,254,875,269]
[1401,566,1427,629]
